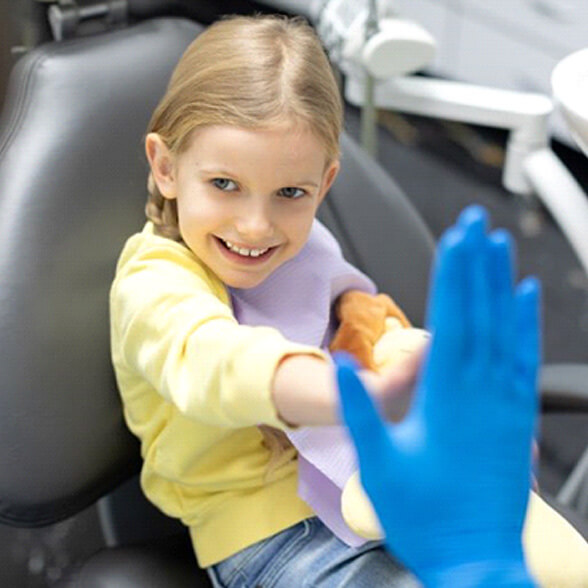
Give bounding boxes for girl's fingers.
[334,353,396,475]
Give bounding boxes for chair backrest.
[0,16,433,529]
[319,132,434,323]
[0,17,204,527]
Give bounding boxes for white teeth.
[223,239,269,257]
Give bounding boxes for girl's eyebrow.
[198,167,237,177]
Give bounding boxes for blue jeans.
[206,517,419,587]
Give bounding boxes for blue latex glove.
[336,206,540,587]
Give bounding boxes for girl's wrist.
[272,354,337,426]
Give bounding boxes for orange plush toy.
[330,289,429,375]
[330,290,412,370]
[329,290,588,587]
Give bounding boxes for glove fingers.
[513,277,541,410]
[459,207,493,369]
[487,230,516,368]
[425,206,493,395]
[424,226,468,380]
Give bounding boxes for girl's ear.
[145,133,177,200]
[318,160,341,205]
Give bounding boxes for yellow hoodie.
[110,223,321,566]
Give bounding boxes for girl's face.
[147,123,339,289]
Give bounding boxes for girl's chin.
[220,271,272,289]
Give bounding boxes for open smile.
[215,236,277,264]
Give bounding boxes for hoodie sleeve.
[110,232,326,430]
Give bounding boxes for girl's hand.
[336,206,540,587]
[361,340,428,422]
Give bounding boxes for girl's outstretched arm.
[272,347,422,426]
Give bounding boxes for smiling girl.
[110,14,420,587]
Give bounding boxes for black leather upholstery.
[55,533,204,588]
[0,17,204,526]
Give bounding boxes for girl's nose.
[234,202,274,241]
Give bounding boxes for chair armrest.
[541,364,588,412]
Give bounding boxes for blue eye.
[279,187,306,199]
[212,178,238,191]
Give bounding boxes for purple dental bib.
[229,219,375,546]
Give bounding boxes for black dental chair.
[0,13,586,588]
[0,15,434,587]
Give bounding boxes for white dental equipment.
[313,0,588,283]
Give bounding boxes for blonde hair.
[145,14,343,240]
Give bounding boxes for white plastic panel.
[461,0,588,56]
[456,15,574,141]
[456,16,559,93]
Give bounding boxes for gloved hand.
[335,205,540,587]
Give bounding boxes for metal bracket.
[46,1,128,41]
